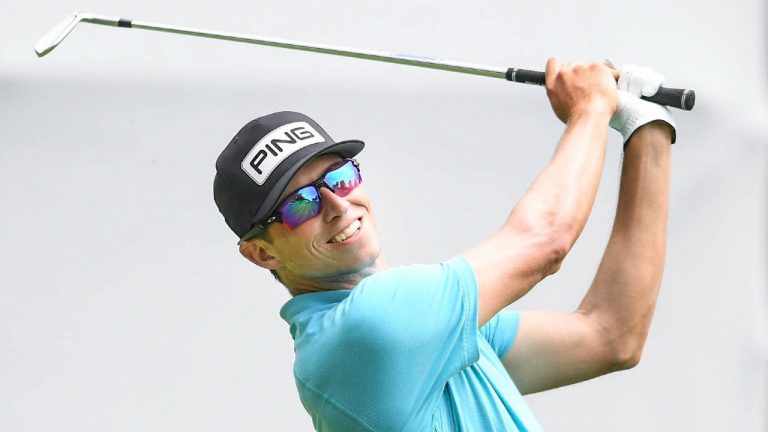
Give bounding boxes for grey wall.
[2,1,766,430]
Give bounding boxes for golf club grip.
[505,68,695,111]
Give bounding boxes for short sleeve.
[480,310,521,359]
[292,255,479,432]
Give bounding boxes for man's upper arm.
[502,310,620,395]
[462,227,563,327]
[480,310,522,358]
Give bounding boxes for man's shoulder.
[355,255,473,292]
[292,256,475,353]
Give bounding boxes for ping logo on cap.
[241,122,325,184]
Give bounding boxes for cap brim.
[239,139,364,241]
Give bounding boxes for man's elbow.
[505,210,579,277]
[584,315,647,372]
[540,230,572,276]
[608,340,644,371]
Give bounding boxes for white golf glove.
[607,60,677,148]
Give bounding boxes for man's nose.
[319,186,351,221]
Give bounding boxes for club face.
[35,12,82,57]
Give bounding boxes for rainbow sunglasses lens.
[277,159,362,228]
[279,187,320,227]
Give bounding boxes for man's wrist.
[624,120,674,155]
[628,120,674,144]
[567,104,613,127]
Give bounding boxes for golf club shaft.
[39,14,696,110]
[101,17,510,79]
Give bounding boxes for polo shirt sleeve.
[479,310,522,359]
[296,255,479,431]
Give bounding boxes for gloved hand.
[606,60,677,148]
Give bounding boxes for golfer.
[213,58,676,431]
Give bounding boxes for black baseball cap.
[213,111,364,241]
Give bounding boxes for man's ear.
[239,240,284,270]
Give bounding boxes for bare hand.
[545,57,618,124]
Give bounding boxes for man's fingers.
[545,57,562,87]
[640,71,664,97]
[622,65,644,96]
[618,71,629,93]
[604,58,620,81]
[641,81,660,97]
[616,64,665,97]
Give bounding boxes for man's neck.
[283,256,389,296]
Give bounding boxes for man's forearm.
[578,121,673,366]
[508,109,611,249]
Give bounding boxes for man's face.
[258,154,382,280]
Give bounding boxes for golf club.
[35,12,695,110]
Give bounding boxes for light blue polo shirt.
[279,256,542,431]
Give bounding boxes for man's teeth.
[331,219,361,243]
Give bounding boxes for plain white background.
[2,1,766,430]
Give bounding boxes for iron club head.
[35,12,121,57]
[35,12,85,57]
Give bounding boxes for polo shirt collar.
[279,290,352,337]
